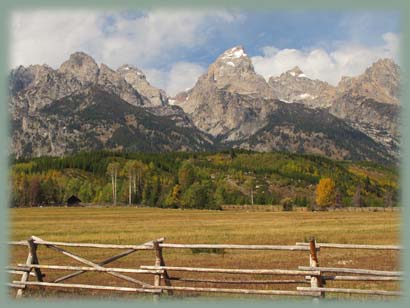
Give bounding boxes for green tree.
[78,182,94,203]
[214,184,226,206]
[41,178,59,205]
[142,179,153,206]
[94,183,112,204]
[178,162,196,190]
[150,176,161,206]
[165,184,182,208]
[181,182,217,210]
[244,177,256,205]
[133,160,147,204]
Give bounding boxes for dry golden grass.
[9,207,401,301]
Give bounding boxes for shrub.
[280,197,294,211]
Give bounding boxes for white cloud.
[144,62,206,96]
[10,10,400,95]
[10,9,242,69]
[10,10,102,68]
[251,32,400,85]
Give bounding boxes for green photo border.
[0,0,409,307]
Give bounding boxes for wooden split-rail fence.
[7,236,402,299]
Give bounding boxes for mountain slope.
[268,66,337,108]
[172,47,397,163]
[11,86,214,158]
[329,59,400,157]
[230,101,393,164]
[336,58,400,105]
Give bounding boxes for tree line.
[9,150,399,209]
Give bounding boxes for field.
[9,207,401,300]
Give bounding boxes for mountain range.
[9,46,400,164]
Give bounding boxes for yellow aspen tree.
[315,178,336,208]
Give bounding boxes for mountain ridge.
[9,47,400,164]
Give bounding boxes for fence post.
[153,241,161,301]
[16,236,44,298]
[29,237,44,283]
[309,238,324,298]
[153,240,173,297]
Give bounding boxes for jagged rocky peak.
[99,63,119,78]
[117,64,167,107]
[97,63,126,89]
[212,45,253,75]
[96,63,148,107]
[219,45,248,61]
[172,45,278,138]
[268,66,336,109]
[117,64,146,79]
[59,51,99,85]
[368,58,399,75]
[10,64,54,94]
[285,66,306,78]
[338,58,400,105]
[200,45,274,98]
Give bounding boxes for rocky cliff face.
[329,59,400,157]
[268,66,337,108]
[230,101,392,164]
[9,64,83,114]
[11,86,214,157]
[330,95,399,156]
[59,52,100,85]
[174,46,277,138]
[9,49,400,164]
[117,64,168,107]
[337,58,400,105]
[9,51,212,158]
[170,48,399,163]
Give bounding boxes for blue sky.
[11,10,400,95]
[179,11,400,66]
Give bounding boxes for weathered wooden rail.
[221,205,400,212]
[7,236,402,299]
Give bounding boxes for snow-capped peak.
[118,64,135,71]
[287,66,305,78]
[221,46,248,60]
[117,64,146,79]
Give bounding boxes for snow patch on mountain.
[298,93,315,99]
[221,46,248,60]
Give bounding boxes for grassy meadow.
[9,207,401,300]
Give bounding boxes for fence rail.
[221,205,400,212]
[7,236,402,299]
[296,242,402,250]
